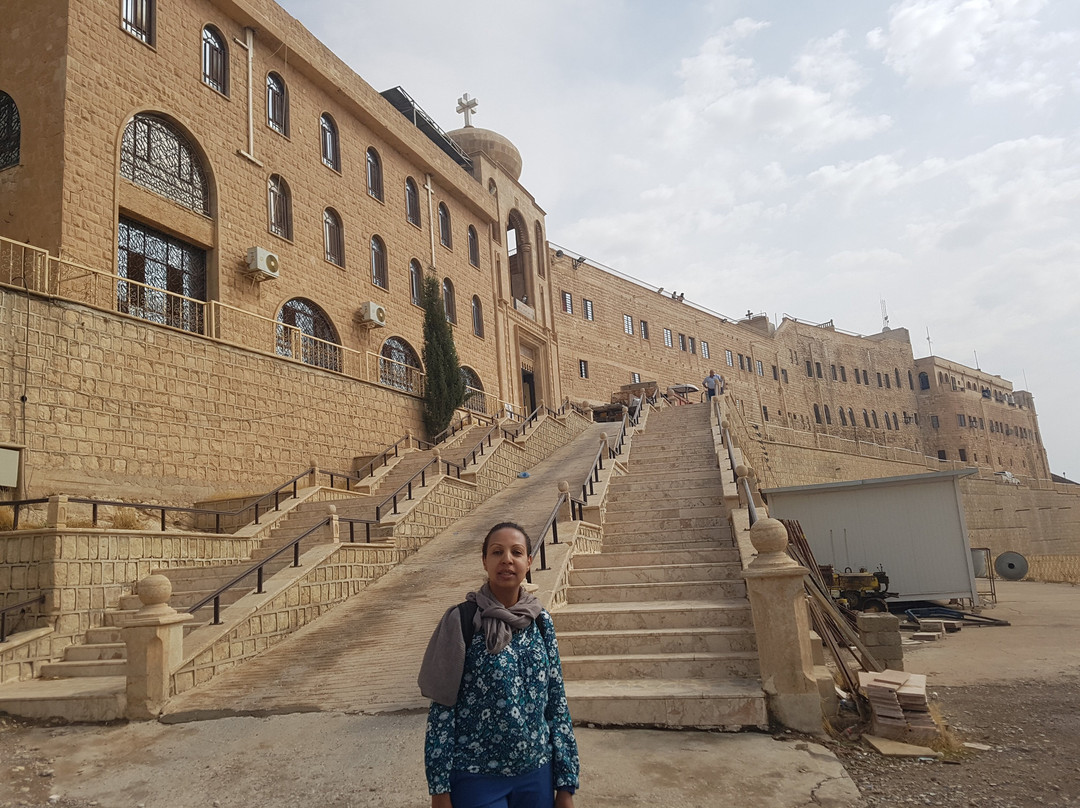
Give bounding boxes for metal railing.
[356,435,410,481]
[0,594,46,644]
[374,456,463,521]
[525,491,584,584]
[460,421,501,468]
[741,476,758,527]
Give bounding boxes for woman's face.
[483,527,532,599]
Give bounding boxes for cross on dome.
[456,93,478,127]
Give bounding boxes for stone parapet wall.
[960,477,1080,560]
[1026,555,1080,585]
[172,543,402,695]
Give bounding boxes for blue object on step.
[518,472,530,478]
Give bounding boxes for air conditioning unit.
[357,301,387,327]
[245,247,280,281]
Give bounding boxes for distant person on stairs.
[419,522,579,808]
[704,370,724,400]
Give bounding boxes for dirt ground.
[1,579,1077,808]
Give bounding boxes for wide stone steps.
[557,626,756,656]
[608,474,723,493]
[86,626,124,644]
[562,651,759,680]
[568,562,741,586]
[565,579,745,604]
[62,642,126,662]
[604,505,725,523]
[564,678,767,729]
[39,658,127,679]
[572,547,740,567]
[555,599,753,632]
[601,516,728,537]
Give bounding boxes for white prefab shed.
[763,469,979,605]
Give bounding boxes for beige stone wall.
[0,292,426,502]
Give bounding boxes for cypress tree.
[421,274,465,437]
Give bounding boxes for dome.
[447,127,522,181]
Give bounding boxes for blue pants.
[449,761,553,808]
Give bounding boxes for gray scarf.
[417,584,542,707]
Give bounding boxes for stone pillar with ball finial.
[123,574,191,719]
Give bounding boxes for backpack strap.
[457,601,549,646]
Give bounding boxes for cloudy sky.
[279,0,1080,478]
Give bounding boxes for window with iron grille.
[640,320,649,339]
[120,113,208,214]
[472,296,484,337]
[561,291,573,314]
[725,349,734,367]
[320,114,340,171]
[689,337,696,354]
[323,208,344,267]
[0,92,20,170]
[267,174,292,239]
[678,333,687,351]
[409,260,423,306]
[756,360,764,376]
[664,328,673,348]
[623,314,633,335]
[405,178,421,226]
[367,148,383,201]
[467,226,480,267]
[443,278,457,323]
[121,0,154,44]
[117,217,205,334]
[438,203,452,248]
[201,26,228,95]
[631,372,640,384]
[371,236,388,289]
[583,299,594,321]
[579,359,588,379]
[380,337,422,393]
[266,72,288,135]
[277,298,341,372]
[701,341,709,359]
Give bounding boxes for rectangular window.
[815,362,822,378]
[959,448,968,462]
[664,328,673,348]
[938,450,947,461]
[957,414,966,427]
[840,366,847,382]
[640,320,650,340]
[806,361,813,377]
[579,359,588,379]
[725,349,734,367]
[930,415,939,428]
[117,217,206,334]
[877,372,883,387]
[772,365,778,380]
[762,406,769,421]
[122,0,154,44]
[863,369,869,385]
[623,314,633,334]
[854,367,860,384]
[830,364,837,380]
[756,360,764,376]
[678,333,687,351]
[781,368,788,383]
[631,372,641,384]
[689,337,696,354]
[561,291,573,315]
[885,375,891,389]
[979,418,985,430]
[701,341,709,359]
[584,299,594,321]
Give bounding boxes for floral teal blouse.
[424,610,580,795]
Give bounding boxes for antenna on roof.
[880,299,889,331]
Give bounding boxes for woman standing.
[418,522,579,807]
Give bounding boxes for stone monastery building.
[0,0,1073,565]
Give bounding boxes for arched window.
[863,409,870,427]
[893,412,900,430]
[266,72,288,135]
[535,222,546,277]
[405,177,421,226]
[121,0,155,44]
[323,208,344,267]
[839,407,847,426]
[201,26,228,95]
[824,405,832,425]
[367,147,383,201]
[468,225,480,267]
[267,174,292,238]
[848,408,855,426]
[871,411,879,428]
[409,259,422,305]
[506,210,531,303]
[813,404,822,424]
[442,278,456,323]
[0,91,20,171]
[121,113,208,214]
[438,203,452,248]
[908,370,915,390]
[379,336,423,394]
[884,412,892,429]
[276,298,341,372]
[370,235,388,289]
[919,372,930,390]
[461,366,487,413]
[320,114,340,171]
[471,295,484,337]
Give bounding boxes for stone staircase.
[557,403,768,729]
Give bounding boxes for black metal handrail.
[461,421,501,468]
[525,492,589,585]
[607,414,629,458]
[579,436,608,504]
[0,594,46,643]
[374,456,463,521]
[355,435,410,480]
[501,404,543,441]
